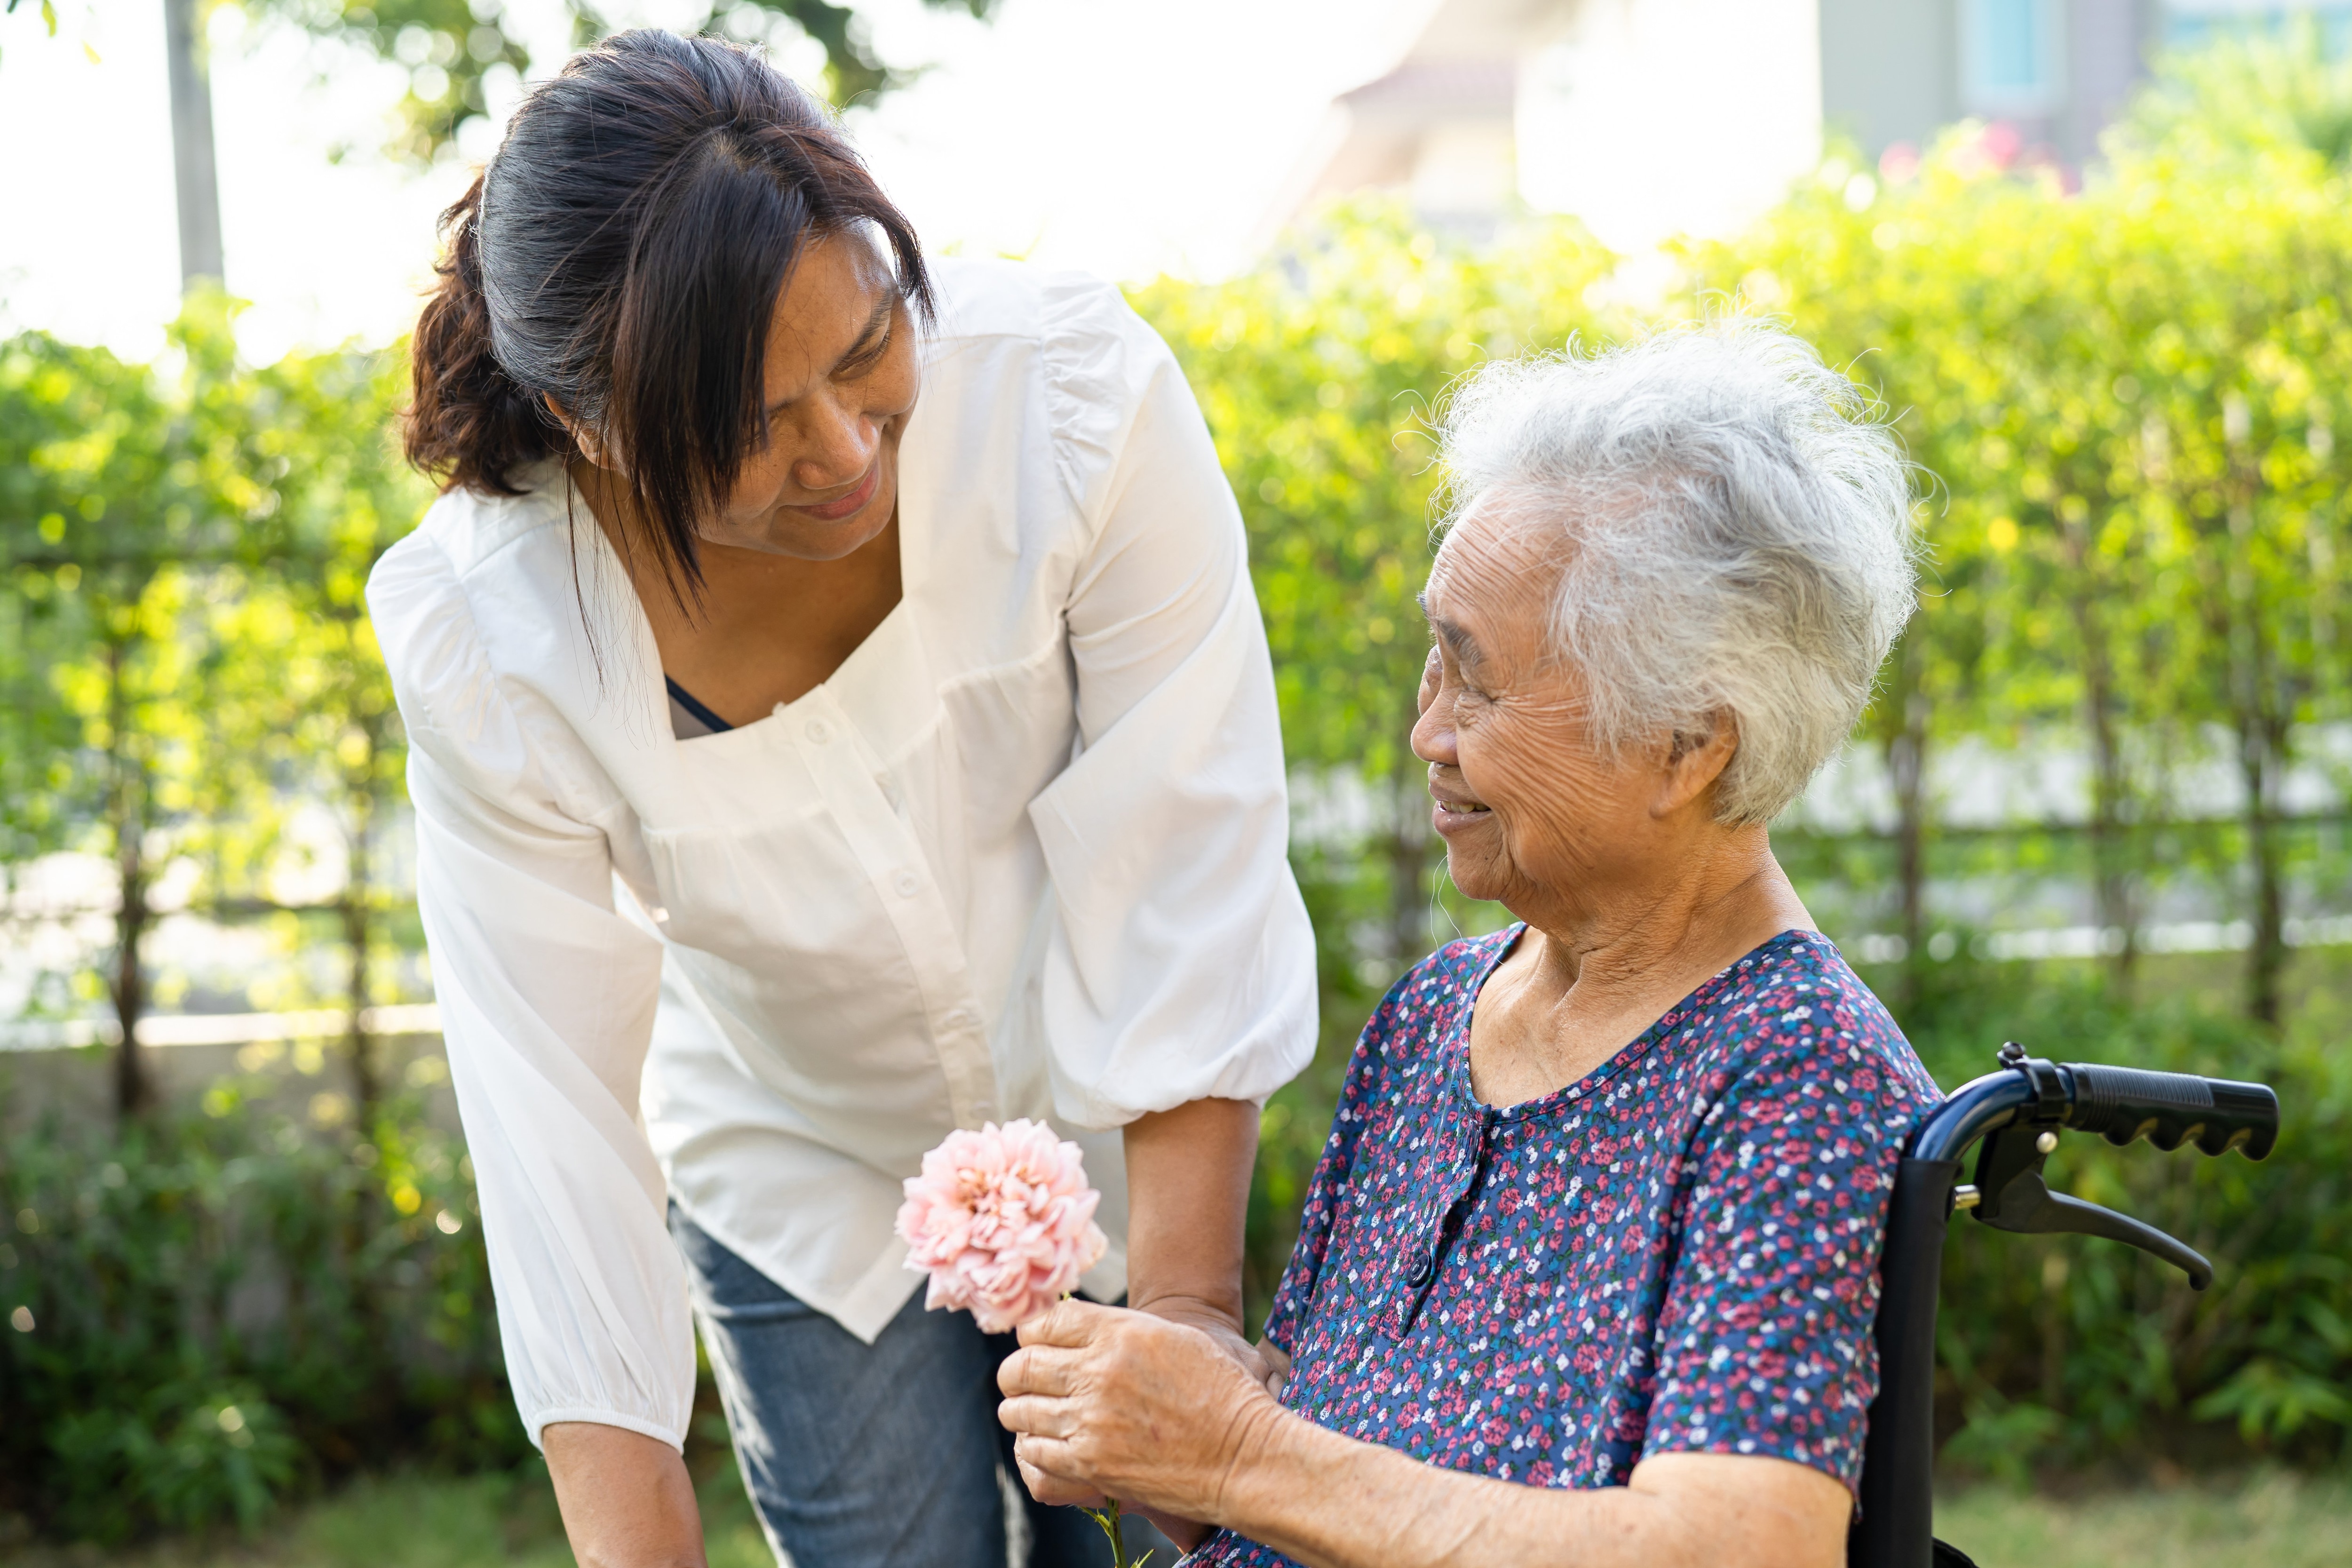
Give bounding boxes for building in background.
[1821,0,2151,166]
[1821,0,2352,165]
[1271,0,2352,250]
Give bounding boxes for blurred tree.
[1135,204,1616,984]
[2112,158,2352,1024]
[165,0,225,285]
[2120,13,2352,169]
[3,0,999,302]
[207,340,427,1121]
[1686,120,2352,1021]
[252,0,1002,165]
[0,299,416,1121]
[0,325,223,1118]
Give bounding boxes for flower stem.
[1084,1498,1152,1568]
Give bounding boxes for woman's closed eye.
[831,299,899,382]
[834,320,892,380]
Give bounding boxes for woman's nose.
[789,392,877,492]
[1411,691,1456,767]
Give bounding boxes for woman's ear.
[1652,718,1737,819]
[545,393,618,472]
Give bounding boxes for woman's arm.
[1021,280,1316,1148]
[1114,1096,1263,1550]
[370,537,702,1566]
[1122,1097,1261,1368]
[998,1303,1849,1568]
[544,1425,707,1568]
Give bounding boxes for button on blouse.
[366,259,1318,1452]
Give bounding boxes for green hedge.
[0,1084,524,1542]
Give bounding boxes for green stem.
[1084,1498,1152,1568]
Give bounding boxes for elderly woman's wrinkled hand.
[997,1299,1286,1529]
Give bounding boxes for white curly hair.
[1437,320,1921,826]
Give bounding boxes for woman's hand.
[1136,1297,1271,1389]
[998,1299,1287,1531]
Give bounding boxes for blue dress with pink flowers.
[1189,927,1939,1566]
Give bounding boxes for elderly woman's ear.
[1653,721,1738,818]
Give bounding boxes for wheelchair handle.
[1913,1047,2278,1164]
[2064,1063,2278,1158]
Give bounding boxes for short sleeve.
[369,528,694,1451]
[1641,1003,1922,1489]
[1021,274,1318,1128]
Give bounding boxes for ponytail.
[404,173,567,495]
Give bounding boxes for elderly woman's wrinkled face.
[1412,501,1673,910]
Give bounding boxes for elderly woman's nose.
[1412,693,1457,767]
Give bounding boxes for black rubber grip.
[2060,1063,2279,1159]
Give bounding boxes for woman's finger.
[996,1393,1079,1439]
[1255,1333,1293,1399]
[1012,1436,1103,1508]
[997,1343,1083,1398]
[1015,1297,1104,1349]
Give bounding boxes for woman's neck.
[1469,827,1813,1106]
[1526,824,1809,1001]
[575,463,905,725]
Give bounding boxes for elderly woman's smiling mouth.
[1430,781,1492,823]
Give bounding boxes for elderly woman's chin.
[1435,836,1530,913]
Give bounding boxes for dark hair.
[404,29,933,592]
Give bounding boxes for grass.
[11,1467,2350,1567]
[1930,1471,2352,1568]
[8,1460,777,1568]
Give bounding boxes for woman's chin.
[717,495,893,562]
[1441,846,1507,906]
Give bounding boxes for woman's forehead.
[1430,501,1557,623]
[762,231,897,397]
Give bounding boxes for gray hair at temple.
[1437,320,1920,827]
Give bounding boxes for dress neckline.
[1450,926,1820,1122]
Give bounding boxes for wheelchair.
[1848,1043,2281,1568]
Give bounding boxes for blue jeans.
[672,1206,1175,1568]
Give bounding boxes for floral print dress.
[1190,927,1940,1567]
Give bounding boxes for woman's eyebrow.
[836,292,895,366]
[1418,593,1483,663]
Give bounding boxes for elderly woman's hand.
[997,1300,1287,1532]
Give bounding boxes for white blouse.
[366,259,1318,1452]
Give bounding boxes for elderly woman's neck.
[1539,823,1804,979]
[1471,826,1812,1107]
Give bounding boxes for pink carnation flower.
[895,1118,1109,1335]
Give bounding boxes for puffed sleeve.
[1025,273,1319,1128]
[368,530,694,1451]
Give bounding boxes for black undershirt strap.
[665,676,735,735]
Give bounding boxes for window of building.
[1961,0,2064,115]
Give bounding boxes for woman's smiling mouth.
[788,459,882,522]
[1430,780,1494,830]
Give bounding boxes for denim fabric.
[671,1206,1174,1568]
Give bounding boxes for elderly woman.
[996,322,1939,1568]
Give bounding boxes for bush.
[0,1082,524,1543]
